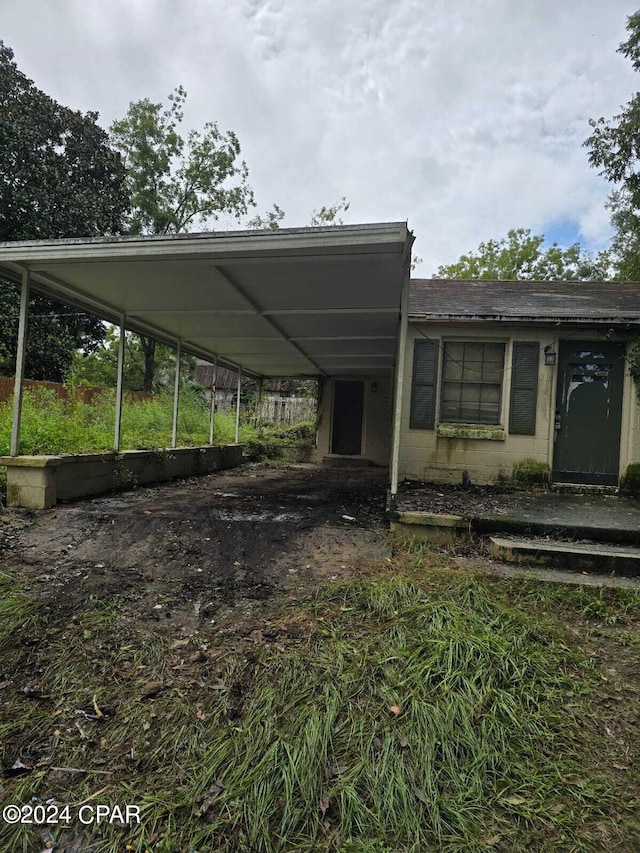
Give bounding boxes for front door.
[552,341,625,485]
[331,380,364,455]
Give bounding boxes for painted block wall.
[399,323,640,485]
[313,375,392,466]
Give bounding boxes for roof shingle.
[409,279,640,324]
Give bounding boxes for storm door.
[552,341,625,485]
[331,380,364,455]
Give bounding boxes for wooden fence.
[0,377,153,405]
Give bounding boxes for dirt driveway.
[0,463,390,637]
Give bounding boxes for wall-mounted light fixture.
[544,345,557,366]
[371,381,378,393]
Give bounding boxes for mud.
[0,464,390,636]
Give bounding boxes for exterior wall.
[313,374,393,466]
[399,322,640,485]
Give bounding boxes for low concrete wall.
[0,445,244,509]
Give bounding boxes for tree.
[69,327,195,392]
[434,228,609,280]
[0,42,130,381]
[585,12,640,280]
[110,87,256,388]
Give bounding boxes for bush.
[511,458,550,485]
[621,463,640,495]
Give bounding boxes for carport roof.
[0,222,413,378]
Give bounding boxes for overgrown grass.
[0,387,264,455]
[2,554,639,852]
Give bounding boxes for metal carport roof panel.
[0,223,413,377]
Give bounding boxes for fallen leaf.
[389,705,401,715]
[398,736,409,748]
[503,794,527,805]
[171,638,190,649]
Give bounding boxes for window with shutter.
[509,342,540,435]
[410,338,439,429]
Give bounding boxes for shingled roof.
[409,279,640,324]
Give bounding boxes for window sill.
[437,424,505,441]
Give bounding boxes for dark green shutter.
[509,342,539,435]
[410,338,439,429]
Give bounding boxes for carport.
[0,222,413,500]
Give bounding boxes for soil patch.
[0,463,390,637]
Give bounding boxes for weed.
[1,561,638,851]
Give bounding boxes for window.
[440,341,505,424]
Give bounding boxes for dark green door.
[552,341,625,485]
[331,380,364,455]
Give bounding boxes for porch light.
[371,381,378,393]
[544,345,557,366]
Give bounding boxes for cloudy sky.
[3,0,638,271]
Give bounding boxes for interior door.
[552,341,625,485]
[331,380,364,455]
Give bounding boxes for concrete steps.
[490,536,640,577]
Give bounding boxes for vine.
[628,338,640,398]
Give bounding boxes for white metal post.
[389,264,410,497]
[235,367,242,443]
[10,270,31,457]
[256,377,264,437]
[209,356,217,445]
[113,315,126,451]
[172,340,181,448]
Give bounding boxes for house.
[2,225,640,507]
[315,277,640,488]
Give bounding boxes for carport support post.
[113,315,126,451]
[257,377,264,437]
[389,263,410,498]
[10,270,30,456]
[172,340,181,449]
[208,356,217,445]
[235,367,242,443]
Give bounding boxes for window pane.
[440,342,504,425]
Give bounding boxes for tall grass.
[0,387,259,455]
[2,567,636,852]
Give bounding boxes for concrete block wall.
[1,445,244,509]
[399,324,557,485]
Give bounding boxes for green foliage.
[621,462,640,494]
[69,326,195,392]
[246,203,286,230]
[3,566,636,850]
[0,42,128,241]
[0,388,260,455]
[0,42,129,381]
[0,286,108,383]
[585,13,640,280]
[627,338,640,398]
[511,458,550,485]
[435,227,609,280]
[309,196,350,226]
[246,198,351,230]
[110,86,254,235]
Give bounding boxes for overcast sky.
[3,0,638,271]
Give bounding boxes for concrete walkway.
[395,485,640,545]
[475,491,640,545]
